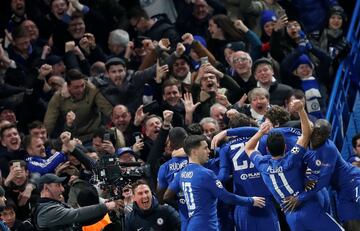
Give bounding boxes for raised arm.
[245,122,272,158]
[292,100,312,148]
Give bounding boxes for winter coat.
[35,197,108,231]
[125,197,181,231]
[44,81,113,142]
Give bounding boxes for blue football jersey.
[348,154,360,165]
[158,156,188,190]
[219,134,271,198]
[170,163,252,231]
[313,140,360,196]
[258,127,301,155]
[250,144,308,205]
[158,156,189,229]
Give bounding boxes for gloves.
[298,30,312,52]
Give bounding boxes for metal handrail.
[325,0,360,148]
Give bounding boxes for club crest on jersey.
[157,218,164,226]
[291,146,300,154]
[216,180,223,188]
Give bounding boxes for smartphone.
[135,134,142,143]
[103,133,111,141]
[143,101,159,114]
[133,132,143,143]
[200,56,209,65]
[13,161,21,170]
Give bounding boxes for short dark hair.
[8,160,27,170]
[93,127,116,146]
[28,120,45,132]
[128,7,149,20]
[162,78,182,94]
[293,89,305,100]
[12,25,28,40]
[65,69,86,85]
[266,132,285,157]
[186,123,203,135]
[352,134,360,148]
[4,198,17,212]
[70,11,84,21]
[265,106,291,127]
[131,179,150,194]
[169,127,188,150]
[229,113,258,128]
[0,124,18,139]
[184,135,207,156]
[50,0,69,8]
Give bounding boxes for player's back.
[179,163,219,231]
[253,145,307,205]
[158,156,188,187]
[158,156,189,229]
[223,136,270,198]
[258,127,301,155]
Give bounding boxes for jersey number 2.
[231,143,254,171]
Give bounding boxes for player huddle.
[159,100,360,231]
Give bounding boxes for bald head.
[111,105,131,132]
[311,119,332,149]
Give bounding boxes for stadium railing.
[326,0,360,160]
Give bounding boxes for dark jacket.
[91,64,156,113]
[270,29,299,63]
[35,197,108,231]
[141,14,179,44]
[175,0,227,38]
[125,197,181,231]
[193,74,245,120]
[0,148,27,178]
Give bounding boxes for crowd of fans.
[0,0,357,230]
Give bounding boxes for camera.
[96,155,149,190]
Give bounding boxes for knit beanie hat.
[108,29,130,47]
[261,10,277,28]
[77,187,99,206]
[292,54,313,71]
[329,5,346,19]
